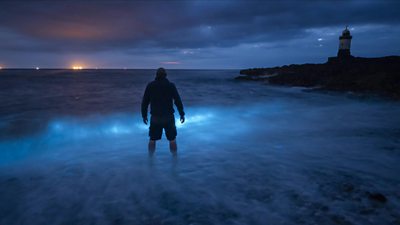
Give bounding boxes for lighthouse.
[337,26,352,58]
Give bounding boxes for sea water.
[0,69,399,225]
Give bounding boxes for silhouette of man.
[141,68,185,154]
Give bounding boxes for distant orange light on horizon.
[72,66,83,70]
[71,62,86,70]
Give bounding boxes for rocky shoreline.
[236,56,400,99]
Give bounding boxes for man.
[141,68,185,153]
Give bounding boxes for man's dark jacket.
[141,77,185,119]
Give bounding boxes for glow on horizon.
[72,66,83,70]
[70,61,88,70]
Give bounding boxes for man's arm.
[172,84,185,120]
[141,85,150,124]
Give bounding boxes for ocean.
[0,69,399,225]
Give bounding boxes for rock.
[367,192,387,203]
[238,56,400,99]
[234,75,266,81]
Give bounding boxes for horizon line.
[0,68,241,70]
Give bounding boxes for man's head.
[156,67,167,79]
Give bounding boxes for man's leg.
[148,140,156,153]
[149,116,162,153]
[165,116,178,154]
[169,139,177,153]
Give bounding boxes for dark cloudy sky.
[0,0,399,69]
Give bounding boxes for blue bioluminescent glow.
[0,105,271,165]
[175,113,214,128]
[46,112,216,140]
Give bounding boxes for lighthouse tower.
[337,26,352,58]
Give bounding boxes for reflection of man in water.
[141,68,185,154]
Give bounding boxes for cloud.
[0,0,399,68]
[1,0,399,51]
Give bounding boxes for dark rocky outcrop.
[367,192,388,203]
[236,56,400,99]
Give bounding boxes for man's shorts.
[149,115,177,141]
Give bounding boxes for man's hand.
[180,115,185,124]
[143,117,148,125]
